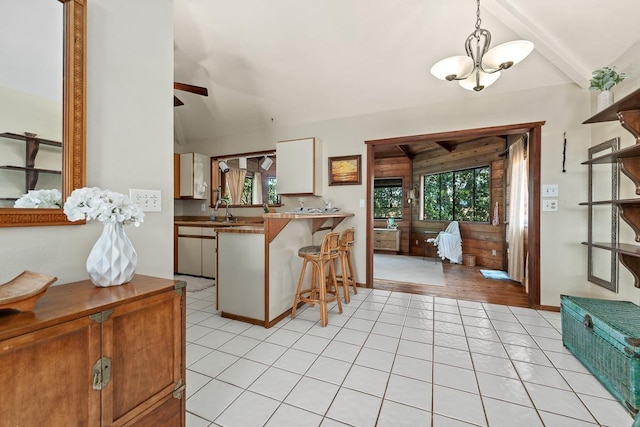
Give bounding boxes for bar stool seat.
[291,232,342,326]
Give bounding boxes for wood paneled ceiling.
[372,136,507,159]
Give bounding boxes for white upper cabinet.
[276,137,322,196]
[180,152,209,199]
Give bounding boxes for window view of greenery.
[241,177,253,204]
[229,176,277,205]
[423,166,490,222]
[373,178,403,219]
[267,177,278,204]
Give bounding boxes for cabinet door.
[179,153,208,199]
[177,236,202,276]
[0,316,101,426]
[201,234,217,279]
[276,137,321,195]
[101,289,184,426]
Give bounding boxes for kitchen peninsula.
[217,211,355,327]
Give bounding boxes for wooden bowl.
[0,271,57,312]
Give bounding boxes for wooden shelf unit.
[582,87,640,287]
[0,132,62,195]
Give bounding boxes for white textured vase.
[86,222,137,287]
[597,90,614,112]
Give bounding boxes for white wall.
[184,83,594,307]
[0,0,174,285]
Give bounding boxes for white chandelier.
[430,0,534,91]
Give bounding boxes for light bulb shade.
[482,40,534,70]
[459,70,501,91]
[430,55,474,81]
[261,156,273,170]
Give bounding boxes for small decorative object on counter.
[64,187,144,287]
[386,218,398,229]
[0,271,57,312]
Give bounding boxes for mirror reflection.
[213,152,279,206]
[0,0,63,208]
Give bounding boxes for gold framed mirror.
[0,0,86,227]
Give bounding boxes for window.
[374,178,403,219]
[422,166,490,222]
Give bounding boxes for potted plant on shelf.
[589,66,627,111]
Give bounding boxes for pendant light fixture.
[430,0,534,91]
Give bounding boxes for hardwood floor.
[372,260,532,308]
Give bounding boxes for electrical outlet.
[492,249,497,256]
[129,189,161,212]
[201,203,207,212]
[416,239,419,245]
[543,199,558,211]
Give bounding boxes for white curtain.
[226,168,246,204]
[252,171,263,204]
[507,137,528,283]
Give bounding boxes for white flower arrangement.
[14,189,63,208]
[64,187,144,226]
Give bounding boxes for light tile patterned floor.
[184,287,634,427]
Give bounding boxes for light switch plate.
[543,199,558,211]
[130,189,161,212]
[542,184,559,197]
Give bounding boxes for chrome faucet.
[214,199,232,222]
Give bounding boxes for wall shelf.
[582,87,640,288]
[0,132,62,198]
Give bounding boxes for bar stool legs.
[291,232,342,327]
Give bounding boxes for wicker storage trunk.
[561,295,640,415]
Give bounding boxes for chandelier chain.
[475,0,482,31]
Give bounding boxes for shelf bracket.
[618,204,640,242]
[618,110,640,143]
[311,217,346,234]
[620,254,640,288]
[266,218,290,243]
[620,158,640,195]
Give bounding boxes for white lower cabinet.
[177,226,217,279]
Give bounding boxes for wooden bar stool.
[291,232,342,326]
[335,228,357,303]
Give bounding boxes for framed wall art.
[328,155,361,186]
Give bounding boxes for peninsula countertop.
[262,211,354,243]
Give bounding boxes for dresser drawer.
[373,229,400,251]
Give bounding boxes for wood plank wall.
[373,157,412,253]
[408,137,507,269]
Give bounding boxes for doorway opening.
[365,122,544,308]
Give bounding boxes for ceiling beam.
[435,141,455,152]
[396,145,413,159]
[483,0,590,89]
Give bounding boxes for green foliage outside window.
[267,177,278,204]
[423,166,489,222]
[373,178,403,219]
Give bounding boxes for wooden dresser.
[373,228,400,251]
[0,275,186,426]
